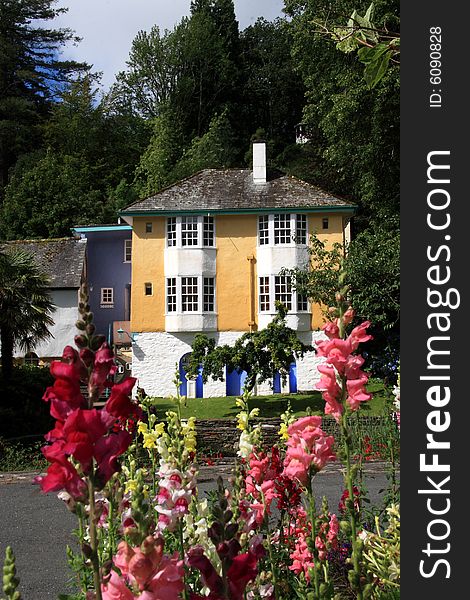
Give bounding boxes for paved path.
[0,462,398,600]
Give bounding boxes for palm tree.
[0,248,55,381]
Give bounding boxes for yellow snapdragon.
[138,420,166,450]
[278,422,289,441]
[182,417,197,453]
[236,411,248,431]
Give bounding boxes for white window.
[259,276,270,312]
[275,275,292,310]
[167,278,177,312]
[259,215,269,245]
[297,294,308,312]
[258,276,308,314]
[203,277,215,312]
[181,217,199,246]
[203,216,215,247]
[167,217,177,247]
[101,287,114,305]
[296,214,307,244]
[182,277,198,312]
[124,239,132,262]
[274,214,292,245]
[258,214,308,246]
[166,216,216,247]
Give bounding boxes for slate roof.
[1,238,86,289]
[120,169,355,215]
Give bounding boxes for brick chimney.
[252,141,266,184]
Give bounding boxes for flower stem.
[307,489,321,599]
[87,477,103,600]
[178,520,189,600]
[341,416,363,600]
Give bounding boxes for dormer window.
[166,216,215,248]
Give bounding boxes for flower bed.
[1,284,400,600]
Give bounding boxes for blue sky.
[53,0,285,91]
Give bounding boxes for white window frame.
[167,217,177,247]
[258,275,309,313]
[258,215,269,246]
[181,217,199,247]
[101,287,114,305]
[274,275,293,311]
[165,276,217,314]
[203,277,215,312]
[203,216,215,247]
[259,276,270,312]
[166,216,216,248]
[295,214,307,244]
[124,239,132,262]
[257,214,309,247]
[167,278,177,312]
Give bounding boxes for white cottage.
[2,238,87,364]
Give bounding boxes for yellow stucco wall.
[216,215,258,331]
[129,212,349,333]
[130,218,166,332]
[308,213,345,329]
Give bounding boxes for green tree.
[1,74,150,238]
[283,232,399,377]
[239,18,305,147]
[188,304,313,392]
[0,0,88,194]
[110,25,182,119]
[133,108,186,197]
[283,0,399,228]
[0,248,55,380]
[320,2,400,88]
[0,150,104,239]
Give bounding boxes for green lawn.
[146,380,390,421]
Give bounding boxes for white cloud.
[53,0,284,91]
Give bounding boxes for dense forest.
[0,0,399,371]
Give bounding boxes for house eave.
[119,205,357,218]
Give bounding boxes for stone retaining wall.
[195,416,395,456]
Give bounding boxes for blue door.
[273,371,281,394]
[196,366,203,398]
[179,353,203,397]
[289,362,297,393]
[226,368,248,396]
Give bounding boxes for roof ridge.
[2,236,78,244]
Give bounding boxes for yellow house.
[120,142,355,397]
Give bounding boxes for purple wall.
[78,228,132,344]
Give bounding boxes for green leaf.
[358,44,393,88]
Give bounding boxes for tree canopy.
[0,0,89,193]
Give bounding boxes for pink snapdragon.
[282,416,335,486]
[105,537,184,599]
[315,315,373,421]
[289,531,314,581]
[155,465,197,532]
